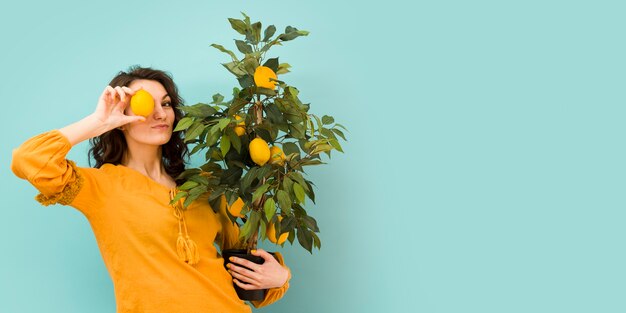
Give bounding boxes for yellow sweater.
[11,130,290,313]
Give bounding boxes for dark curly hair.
[88,65,189,185]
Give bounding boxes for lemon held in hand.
[130,89,155,117]
[249,137,270,166]
[253,66,278,90]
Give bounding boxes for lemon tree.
[172,13,347,254]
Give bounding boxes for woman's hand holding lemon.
[93,85,147,131]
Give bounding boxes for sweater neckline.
[109,164,177,192]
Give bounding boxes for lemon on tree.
[233,114,246,136]
[228,197,245,218]
[267,216,289,245]
[269,146,286,166]
[253,66,277,90]
[130,89,155,117]
[249,137,270,166]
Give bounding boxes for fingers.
[102,85,135,104]
[251,249,275,263]
[102,86,115,104]
[114,86,127,103]
[229,269,260,287]
[122,86,136,95]
[227,262,260,280]
[229,257,261,272]
[126,116,146,124]
[233,278,258,290]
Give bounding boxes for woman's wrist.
[59,114,111,146]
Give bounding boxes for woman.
[11,66,290,312]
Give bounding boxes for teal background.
[1,0,625,312]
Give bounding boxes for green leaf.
[255,87,278,97]
[282,142,300,158]
[184,122,205,142]
[222,62,247,77]
[240,167,258,193]
[189,174,209,185]
[263,58,279,73]
[263,103,284,124]
[331,128,347,141]
[288,123,306,139]
[179,181,199,191]
[206,128,221,146]
[183,185,206,208]
[255,165,272,181]
[237,75,254,88]
[282,177,294,195]
[180,103,217,118]
[228,128,242,153]
[322,115,334,125]
[251,21,262,43]
[312,231,321,249]
[302,215,320,232]
[320,128,337,141]
[264,198,276,221]
[220,135,231,156]
[279,28,310,41]
[310,144,333,155]
[174,117,194,132]
[227,97,250,116]
[304,180,316,203]
[334,123,348,131]
[189,143,206,155]
[300,159,325,166]
[169,190,188,206]
[276,63,291,75]
[243,55,260,75]
[263,25,276,42]
[329,139,344,153]
[293,182,305,203]
[241,12,251,25]
[296,225,313,253]
[240,211,260,239]
[282,215,296,233]
[228,18,248,35]
[312,114,324,133]
[252,183,270,203]
[220,167,243,186]
[210,44,239,62]
[276,190,291,211]
[288,172,310,192]
[211,93,225,104]
[217,118,231,131]
[235,40,253,54]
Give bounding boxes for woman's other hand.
[227,249,290,290]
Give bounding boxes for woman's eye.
[163,102,172,107]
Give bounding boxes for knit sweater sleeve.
[11,130,104,217]
[250,251,292,308]
[215,195,292,308]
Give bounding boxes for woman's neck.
[121,143,172,185]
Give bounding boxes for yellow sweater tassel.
[186,236,200,265]
[171,188,200,265]
[176,232,190,263]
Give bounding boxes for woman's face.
[122,79,175,147]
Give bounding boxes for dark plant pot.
[222,249,276,301]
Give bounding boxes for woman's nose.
[153,103,166,119]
